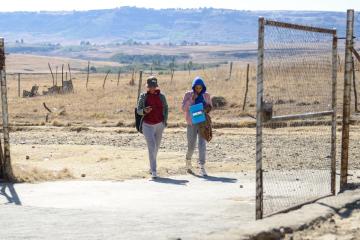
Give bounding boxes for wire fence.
[4,63,257,127]
[257,19,337,218]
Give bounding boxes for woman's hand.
[144,106,152,114]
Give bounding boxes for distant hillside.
[0,7,357,44]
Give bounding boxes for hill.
[0,7,357,44]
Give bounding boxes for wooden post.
[340,9,354,191]
[256,17,265,220]
[228,62,233,81]
[86,61,90,89]
[242,64,250,111]
[55,66,58,86]
[48,63,55,86]
[117,70,121,86]
[103,70,110,89]
[137,71,143,101]
[17,73,21,97]
[65,72,68,82]
[353,57,359,112]
[170,69,175,83]
[0,38,15,181]
[130,68,135,86]
[68,63,72,81]
[331,33,338,195]
[61,64,64,89]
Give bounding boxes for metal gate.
[256,18,338,219]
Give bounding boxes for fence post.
[137,71,143,100]
[55,66,58,86]
[18,73,21,97]
[61,64,64,89]
[352,57,359,112]
[170,69,175,83]
[103,70,110,89]
[86,61,90,89]
[0,38,14,181]
[340,9,354,191]
[68,63,72,81]
[228,61,233,81]
[256,17,265,220]
[48,63,55,86]
[242,64,250,111]
[130,68,135,86]
[117,70,121,86]
[331,33,338,195]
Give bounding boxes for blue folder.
[189,103,206,124]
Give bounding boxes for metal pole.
[0,38,14,181]
[331,33,338,195]
[18,73,21,97]
[256,17,265,220]
[340,9,354,191]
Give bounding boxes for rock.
[26,155,30,160]
[239,185,243,188]
[81,174,86,178]
[211,96,227,109]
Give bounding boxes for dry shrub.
[12,164,74,183]
[52,120,64,127]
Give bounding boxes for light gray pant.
[186,124,206,165]
[143,122,165,173]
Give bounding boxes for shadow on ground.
[151,177,189,185]
[189,171,238,183]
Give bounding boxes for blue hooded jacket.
[192,77,207,106]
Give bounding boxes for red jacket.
[143,90,164,125]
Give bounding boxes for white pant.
[142,122,165,173]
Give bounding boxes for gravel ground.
[284,199,360,240]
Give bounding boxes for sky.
[0,0,359,12]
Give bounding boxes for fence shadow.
[317,199,360,219]
[0,182,22,205]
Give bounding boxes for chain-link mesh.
[261,21,336,216]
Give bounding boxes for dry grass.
[3,49,358,128]
[5,62,258,127]
[12,164,73,183]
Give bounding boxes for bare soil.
[9,124,360,184]
[284,200,360,240]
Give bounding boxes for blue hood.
[192,77,207,95]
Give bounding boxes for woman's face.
[194,85,203,94]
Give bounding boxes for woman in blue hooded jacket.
[182,77,212,176]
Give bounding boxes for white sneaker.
[199,165,208,177]
[186,159,193,173]
[151,172,157,179]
